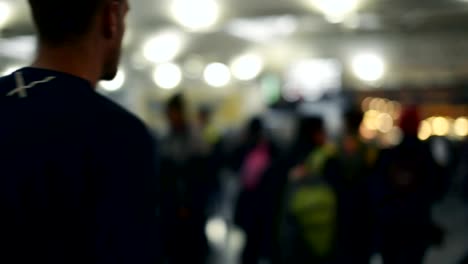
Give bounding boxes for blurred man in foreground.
[0,1,160,263]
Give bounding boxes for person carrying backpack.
[281,117,340,264]
[233,117,279,264]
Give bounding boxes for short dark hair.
[307,117,325,135]
[247,117,263,137]
[298,116,324,139]
[166,93,185,112]
[28,0,108,43]
[345,108,364,133]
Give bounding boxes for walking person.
[372,107,443,264]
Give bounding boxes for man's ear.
[101,1,120,39]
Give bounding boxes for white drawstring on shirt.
[7,71,56,98]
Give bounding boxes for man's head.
[297,116,326,146]
[308,117,326,146]
[197,106,212,127]
[166,94,186,130]
[399,106,421,137]
[246,117,263,143]
[28,0,129,80]
[344,108,364,135]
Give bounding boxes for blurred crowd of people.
[157,93,467,264]
[2,1,466,263]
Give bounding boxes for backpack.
[240,141,272,191]
[290,181,337,258]
[288,145,338,258]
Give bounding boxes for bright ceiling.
[2,0,468,91]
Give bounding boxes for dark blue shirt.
[0,68,160,264]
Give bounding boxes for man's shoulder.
[0,74,17,98]
[90,93,149,135]
[92,93,137,121]
[0,74,12,83]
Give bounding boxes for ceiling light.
[432,117,450,136]
[0,1,11,29]
[225,16,298,43]
[285,59,342,101]
[386,127,403,146]
[231,54,264,81]
[454,117,468,137]
[153,63,182,90]
[351,53,385,82]
[170,0,220,31]
[312,0,360,23]
[204,63,231,87]
[418,120,432,141]
[360,123,377,141]
[100,70,126,92]
[143,30,184,64]
[376,113,393,133]
[363,110,379,130]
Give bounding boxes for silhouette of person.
[0,1,160,263]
